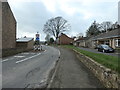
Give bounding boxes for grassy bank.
[62,45,119,73]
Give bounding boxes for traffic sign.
[36,37,40,40]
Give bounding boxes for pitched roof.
[16,37,34,42]
[92,28,120,40]
[59,33,73,39]
[74,37,87,42]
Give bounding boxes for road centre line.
[14,56,25,58]
[44,50,46,52]
[58,50,60,56]
[16,53,41,64]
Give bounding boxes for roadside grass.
[61,45,119,73]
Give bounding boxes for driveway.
[50,47,104,88]
[2,45,60,88]
[78,47,118,57]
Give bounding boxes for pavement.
[2,45,60,88]
[50,47,104,88]
[78,47,119,57]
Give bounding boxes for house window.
[116,39,120,47]
[104,40,109,45]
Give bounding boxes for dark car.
[97,44,114,53]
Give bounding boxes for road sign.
[36,34,39,38]
[36,37,40,40]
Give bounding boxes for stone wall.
[2,48,30,57]
[16,40,34,50]
[2,2,16,49]
[16,42,28,48]
[27,40,34,49]
[73,49,119,88]
[0,1,2,57]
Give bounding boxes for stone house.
[92,28,120,49]
[74,28,120,49]
[16,37,34,50]
[0,2,17,50]
[74,37,88,47]
[57,33,74,45]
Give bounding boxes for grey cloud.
[8,1,118,40]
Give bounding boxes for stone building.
[0,2,16,50]
[92,28,120,49]
[74,37,88,47]
[0,1,2,57]
[74,28,120,49]
[16,37,34,50]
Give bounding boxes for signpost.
[34,32,42,51]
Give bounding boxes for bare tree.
[100,21,113,32]
[112,22,120,29]
[43,16,70,40]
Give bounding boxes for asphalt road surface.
[2,45,60,88]
[50,47,104,88]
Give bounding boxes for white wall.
[118,1,120,24]
[0,1,2,90]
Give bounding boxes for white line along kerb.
[16,53,41,64]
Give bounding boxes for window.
[104,40,109,45]
[116,39,120,47]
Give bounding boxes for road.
[78,47,118,57]
[2,45,60,88]
[50,47,104,88]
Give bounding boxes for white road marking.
[1,59,9,62]
[16,53,41,64]
[22,53,29,55]
[44,50,46,52]
[58,50,61,56]
[14,56,25,58]
[30,53,36,54]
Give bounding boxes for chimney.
[24,36,27,38]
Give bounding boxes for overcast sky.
[8,0,119,41]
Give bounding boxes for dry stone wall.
[74,49,119,89]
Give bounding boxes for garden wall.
[74,49,119,88]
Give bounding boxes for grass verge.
[61,45,119,73]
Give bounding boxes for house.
[0,2,17,57]
[0,2,17,50]
[92,28,120,49]
[57,33,74,45]
[16,37,34,50]
[74,28,120,49]
[74,37,88,47]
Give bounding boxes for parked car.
[97,44,114,53]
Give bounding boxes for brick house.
[16,37,34,50]
[0,2,17,50]
[57,33,74,45]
